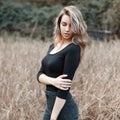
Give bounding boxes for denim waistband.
[45,90,58,96]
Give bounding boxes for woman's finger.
[60,86,69,90]
[61,82,71,86]
[63,79,72,83]
[58,74,68,78]
[61,84,71,88]
[60,83,71,88]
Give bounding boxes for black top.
[37,43,81,99]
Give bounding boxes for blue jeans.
[43,90,79,120]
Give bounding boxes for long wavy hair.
[53,5,88,56]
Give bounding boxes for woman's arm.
[50,97,66,120]
[38,74,72,90]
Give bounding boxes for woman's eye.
[62,22,67,26]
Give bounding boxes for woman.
[37,5,88,120]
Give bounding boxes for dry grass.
[0,35,120,120]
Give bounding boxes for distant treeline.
[0,0,119,39]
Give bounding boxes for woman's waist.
[45,88,72,101]
[46,85,58,91]
[45,89,58,96]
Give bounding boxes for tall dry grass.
[0,35,120,120]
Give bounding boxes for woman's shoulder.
[67,43,81,52]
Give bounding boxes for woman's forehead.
[61,14,71,24]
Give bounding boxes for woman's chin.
[63,36,71,40]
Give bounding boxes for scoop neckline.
[49,42,74,55]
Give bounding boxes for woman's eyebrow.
[61,21,71,25]
[61,21,67,23]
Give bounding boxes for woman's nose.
[65,26,70,32]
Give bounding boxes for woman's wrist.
[49,77,56,86]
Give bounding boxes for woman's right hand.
[52,74,72,90]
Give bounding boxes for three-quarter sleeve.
[57,45,81,99]
[37,65,44,83]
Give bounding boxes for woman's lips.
[64,33,70,37]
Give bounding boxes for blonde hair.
[53,5,88,54]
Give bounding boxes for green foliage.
[100,0,120,36]
[77,0,102,29]
[0,2,31,30]
[0,1,62,38]
[0,0,120,38]
[76,0,120,36]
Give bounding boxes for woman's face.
[60,14,73,41]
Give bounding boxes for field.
[0,34,120,120]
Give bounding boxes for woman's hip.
[43,90,79,120]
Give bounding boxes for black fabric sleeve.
[37,65,44,83]
[57,45,80,99]
[36,43,53,83]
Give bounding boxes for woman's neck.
[60,38,72,44]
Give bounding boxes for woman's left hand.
[51,74,72,90]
